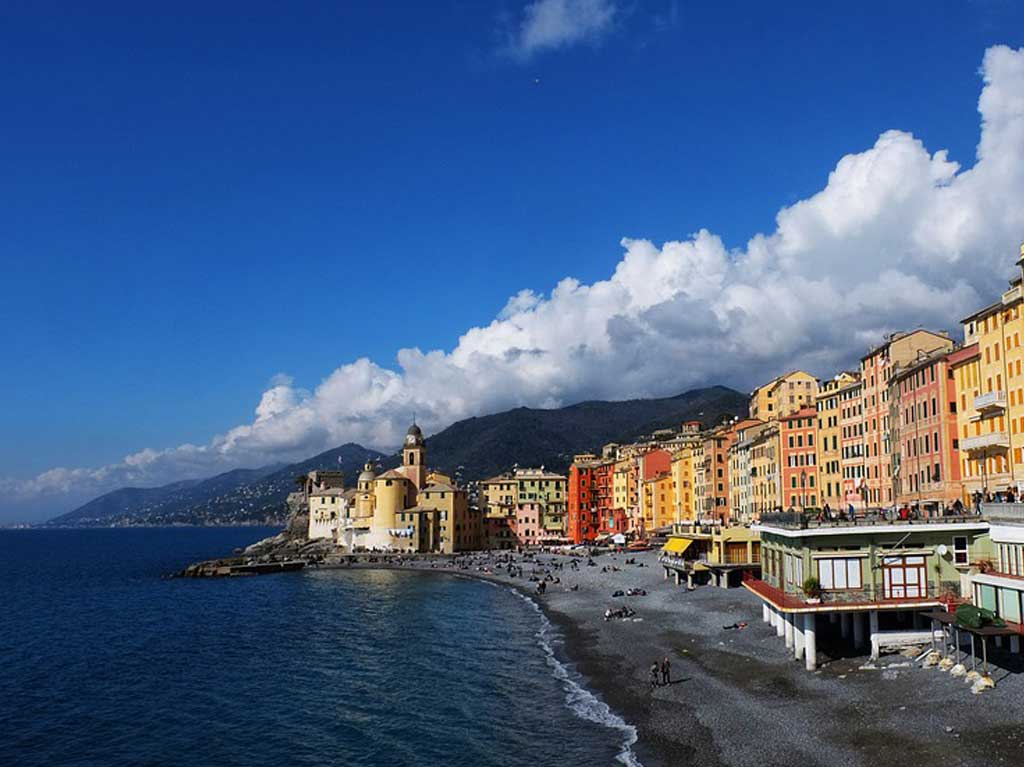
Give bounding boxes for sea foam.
[511,589,643,767]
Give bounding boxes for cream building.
[750,423,780,518]
[728,420,768,524]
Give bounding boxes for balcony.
[974,390,1007,414]
[960,431,1010,452]
[742,576,954,611]
[1002,284,1023,305]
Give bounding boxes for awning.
[611,533,627,545]
[662,538,693,555]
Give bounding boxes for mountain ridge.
[49,385,748,526]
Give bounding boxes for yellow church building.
[310,423,481,553]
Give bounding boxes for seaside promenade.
[349,548,1024,767]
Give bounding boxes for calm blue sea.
[0,528,636,767]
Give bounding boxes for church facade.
[306,423,482,553]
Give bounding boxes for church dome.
[407,423,423,438]
[358,461,377,483]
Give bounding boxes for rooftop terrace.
[757,510,988,531]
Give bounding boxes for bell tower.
[403,422,427,490]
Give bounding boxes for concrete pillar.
[763,604,771,624]
[719,571,730,589]
[829,613,838,625]
[794,616,805,661]
[674,570,681,586]
[1010,635,1021,654]
[852,612,866,649]
[776,609,785,638]
[869,610,880,660]
[804,613,817,671]
[840,612,851,640]
[785,613,795,649]
[995,635,1004,648]
[912,612,923,629]
[664,567,669,580]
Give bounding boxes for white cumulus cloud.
[504,0,617,61]
[3,45,1024,522]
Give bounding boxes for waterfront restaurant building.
[744,511,991,670]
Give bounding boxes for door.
[882,556,927,599]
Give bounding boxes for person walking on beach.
[661,657,671,685]
[649,663,660,688]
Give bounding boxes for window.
[953,536,969,566]
[817,558,863,590]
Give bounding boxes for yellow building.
[480,467,567,536]
[480,474,518,517]
[749,370,819,421]
[613,457,633,516]
[670,447,696,523]
[815,371,858,509]
[414,481,479,554]
[639,471,674,531]
[653,472,675,529]
[954,247,1024,499]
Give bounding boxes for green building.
[747,512,991,670]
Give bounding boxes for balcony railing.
[1002,284,1022,305]
[744,575,959,609]
[974,391,1007,413]
[981,502,1024,525]
[757,510,984,530]
[960,431,1010,452]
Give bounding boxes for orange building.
[890,347,965,512]
[780,406,819,510]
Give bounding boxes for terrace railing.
[981,502,1024,524]
[757,510,985,530]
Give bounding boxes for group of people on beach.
[649,657,671,688]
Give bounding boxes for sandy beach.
[335,548,1024,767]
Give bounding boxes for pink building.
[514,502,544,545]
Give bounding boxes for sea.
[0,528,639,767]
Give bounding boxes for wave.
[509,588,643,767]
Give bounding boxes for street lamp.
[800,469,807,512]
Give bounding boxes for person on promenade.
[650,663,660,688]
[661,658,671,685]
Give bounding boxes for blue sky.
[2,1,1024,521]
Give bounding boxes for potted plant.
[803,576,822,604]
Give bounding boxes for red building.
[568,458,598,543]
[568,456,623,543]
[780,406,819,510]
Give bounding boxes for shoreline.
[307,550,1024,767]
